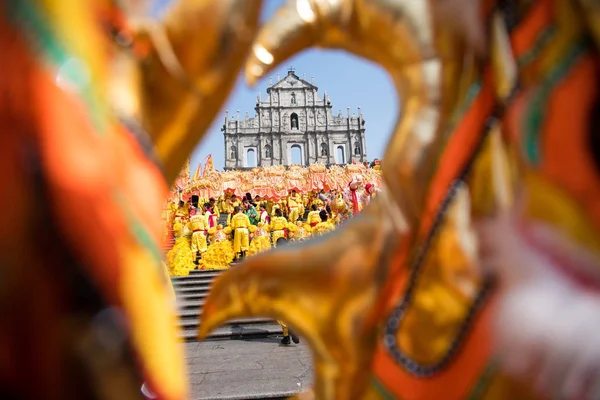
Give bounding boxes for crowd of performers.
[164,182,377,276]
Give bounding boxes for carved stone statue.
[317,109,326,126]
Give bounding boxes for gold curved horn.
[245,0,469,229]
[200,199,400,399]
[127,0,263,185]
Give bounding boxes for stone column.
[346,107,352,165]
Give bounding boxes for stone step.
[176,291,209,301]
[178,298,206,310]
[180,321,282,341]
[178,308,203,319]
[172,278,218,287]
[177,317,273,329]
[175,285,214,293]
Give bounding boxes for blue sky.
[152,0,397,171]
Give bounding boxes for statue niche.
[321,143,328,157]
[291,113,299,129]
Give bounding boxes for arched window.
[290,113,299,129]
[320,143,328,157]
[354,142,361,156]
[291,145,303,165]
[246,148,257,168]
[230,146,237,160]
[291,92,297,105]
[264,144,272,158]
[336,146,345,164]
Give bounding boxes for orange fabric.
[33,64,123,301]
[419,70,496,241]
[505,56,600,231]
[372,299,494,400]
[536,56,600,229]
[370,73,496,398]
[510,0,553,59]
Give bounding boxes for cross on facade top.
[288,66,295,73]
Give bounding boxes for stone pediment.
[268,71,317,91]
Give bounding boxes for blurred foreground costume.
[0,0,261,399]
[200,0,600,399]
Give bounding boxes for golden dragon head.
[113,0,264,185]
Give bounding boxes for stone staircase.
[173,269,282,341]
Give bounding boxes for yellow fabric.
[292,225,310,240]
[200,240,235,270]
[296,194,305,216]
[233,228,249,253]
[307,211,321,226]
[524,170,600,257]
[120,244,187,400]
[272,229,286,246]
[288,207,299,223]
[189,214,206,230]
[167,237,195,276]
[231,213,251,253]
[312,221,335,236]
[270,216,288,231]
[190,231,207,254]
[248,227,272,256]
[277,320,289,337]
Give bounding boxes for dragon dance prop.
[3,0,600,400]
[199,0,600,399]
[172,162,382,202]
[0,0,262,399]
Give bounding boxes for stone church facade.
[222,70,367,169]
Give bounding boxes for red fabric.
[348,182,360,214]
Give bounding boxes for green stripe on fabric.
[523,40,588,165]
[6,0,108,133]
[113,191,163,267]
[465,361,499,400]
[370,376,400,400]
[518,25,558,67]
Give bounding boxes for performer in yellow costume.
[226,194,242,226]
[312,210,335,237]
[270,208,289,246]
[306,204,321,228]
[174,200,188,223]
[200,225,235,270]
[189,211,208,264]
[247,222,271,257]
[230,206,251,259]
[296,192,305,219]
[287,190,300,223]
